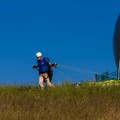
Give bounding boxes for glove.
[53,63,57,66]
[32,65,37,69]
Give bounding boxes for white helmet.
[36,52,42,57]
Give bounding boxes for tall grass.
[0,82,120,120]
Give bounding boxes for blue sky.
[0,0,120,85]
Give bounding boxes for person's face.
[37,56,42,60]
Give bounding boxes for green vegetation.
[1,81,120,120]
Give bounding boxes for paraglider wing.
[113,14,120,69]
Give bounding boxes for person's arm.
[44,57,57,67]
[49,63,57,67]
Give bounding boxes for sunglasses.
[37,56,42,58]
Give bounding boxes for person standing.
[33,52,57,90]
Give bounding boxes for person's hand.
[53,63,57,66]
[32,65,36,69]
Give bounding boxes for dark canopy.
[113,14,120,69]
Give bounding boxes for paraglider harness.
[33,57,54,82]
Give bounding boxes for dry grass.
[0,82,120,120]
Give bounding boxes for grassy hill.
[0,81,120,120]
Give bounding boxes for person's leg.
[38,75,44,89]
[44,73,55,87]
